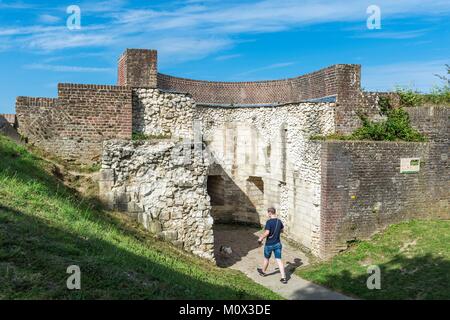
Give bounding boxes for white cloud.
[1,0,449,62]
[214,54,242,61]
[38,14,61,24]
[154,37,233,63]
[23,63,113,73]
[0,1,35,9]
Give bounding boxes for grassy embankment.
[0,135,280,300]
[297,219,450,299]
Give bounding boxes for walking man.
[257,207,287,284]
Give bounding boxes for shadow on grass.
[0,136,169,256]
[0,137,275,300]
[298,253,450,300]
[0,204,268,300]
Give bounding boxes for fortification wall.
[99,140,214,260]
[196,102,336,254]
[319,140,449,258]
[318,106,449,258]
[16,84,132,163]
[157,65,363,135]
[157,65,341,105]
[157,65,362,106]
[132,88,195,139]
[118,49,158,88]
[116,49,364,133]
[407,106,449,143]
[125,88,337,254]
[121,83,336,254]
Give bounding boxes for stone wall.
[132,88,195,139]
[115,48,364,133]
[16,84,132,163]
[14,47,449,261]
[14,48,379,163]
[195,102,335,254]
[99,140,214,260]
[319,139,449,259]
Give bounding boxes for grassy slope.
[297,220,450,299]
[0,136,281,300]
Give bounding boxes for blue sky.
[0,0,449,114]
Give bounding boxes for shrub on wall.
[351,108,426,142]
[311,97,426,142]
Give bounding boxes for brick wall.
[319,139,449,259]
[157,64,360,106]
[407,106,449,143]
[117,49,157,88]
[158,64,362,133]
[115,48,368,133]
[16,84,132,163]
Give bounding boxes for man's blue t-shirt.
[265,218,284,246]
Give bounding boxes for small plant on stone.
[132,132,172,141]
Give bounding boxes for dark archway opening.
[207,173,265,267]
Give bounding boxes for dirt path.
[214,224,351,300]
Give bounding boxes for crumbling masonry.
[15,49,449,260]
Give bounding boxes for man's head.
[267,207,277,217]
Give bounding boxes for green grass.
[0,135,281,300]
[296,219,450,299]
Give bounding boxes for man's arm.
[258,230,270,243]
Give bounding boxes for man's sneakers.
[258,268,288,284]
[257,268,266,277]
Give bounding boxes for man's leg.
[275,259,286,279]
[274,243,286,281]
[257,246,271,276]
[262,258,270,272]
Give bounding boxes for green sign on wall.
[400,158,421,174]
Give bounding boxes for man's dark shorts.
[264,242,282,259]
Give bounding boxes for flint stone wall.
[195,102,336,254]
[132,88,195,139]
[99,140,214,260]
